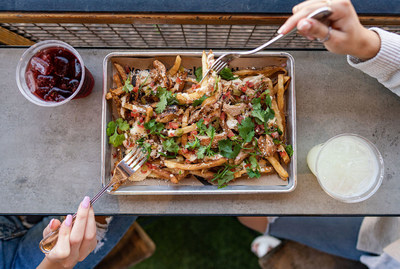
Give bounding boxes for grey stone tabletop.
[0,48,399,215]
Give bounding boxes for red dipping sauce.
[25,47,94,102]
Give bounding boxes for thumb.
[43,218,62,238]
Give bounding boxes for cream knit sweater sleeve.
[347,27,400,96]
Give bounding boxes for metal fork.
[199,6,332,83]
[39,145,148,253]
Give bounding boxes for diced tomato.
[133,86,139,93]
[168,132,175,137]
[176,77,182,84]
[237,116,243,124]
[226,91,231,98]
[244,163,251,168]
[185,159,192,163]
[188,135,194,140]
[203,117,211,125]
[139,117,144,123]
[141,168,148,174]
[246,81,254,88]
[241,86,247,93]
[150,82,155,87]
[131,112,139,118]
[279,151,287,158]
[190,130,198,136]
[220,112,226,121]
[182,148,189,154]
[271,132,279,139]
[138,124,144,128]
[169,122,179,129]
[227,131,235,138]
[146,162,154,169]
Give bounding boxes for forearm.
[348,28,400,96]
[37,257,73,269]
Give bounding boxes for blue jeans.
[268,217,372,261]
[0,215,137,269]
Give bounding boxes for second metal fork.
[39,145,148,253]
[199,7,332,83]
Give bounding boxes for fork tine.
[122,147,136,162]
[129,151,147,169]
[126,148,143,166]
[212,60,225,72]
[215,62,227,73]
[130,155,148,172]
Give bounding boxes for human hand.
[38,196,97,269]
[278,0,380,60]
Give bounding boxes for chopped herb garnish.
[212,164,237,188]
[107,118,129,147]
[218,139,241,159]
[238,117,255,143]
[196,119,208,135]
[185,138,200,150]
[193,94,208,106]
[162,138,179,154]
[122,77,134,93]
[144,119,164,135]
[155,87,178,114]
[246,156,260,178]
[196,146,207,159]
[220,67,238,81]
[285,144,293,157]
[195,67,203,82]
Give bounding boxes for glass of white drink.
[307,133,384,203]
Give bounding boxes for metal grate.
[2,22,400,49]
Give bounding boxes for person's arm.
[37,196,97,269]
[279,0,400,96]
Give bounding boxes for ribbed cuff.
[347,27,400,80]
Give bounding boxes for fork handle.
[39,181,114,254]
[241,6,332,56]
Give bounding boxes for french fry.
[145,107,153,123]
[168,55,181,76]
[106,92,113,100]
[266,156,288,180]
[113,73,123,87]
[277,74,285,112]
[164,158,227,170]
[113,63,127,81]
[181,107,190,146]
[271,99,284,137]
[150,167,178,184]
[110,86,125,96]
[189,170,215,179]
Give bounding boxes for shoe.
[251,235,284,258]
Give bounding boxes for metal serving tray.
[101,51,296,195]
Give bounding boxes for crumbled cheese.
[226,115,238,129]
[130,121,146,136]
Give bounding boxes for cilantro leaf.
[107,121,116,136]
[195,67,203,82]
[285,144,293,157]
[162,138,179,154]
[212,164,236,188]
[193,94,208,106]
[219,67,237,80]
[185,138,200,150]
[107,118,129,147]
[144,119,164,135]
[109,132,125,147]
[238,117,255,143]
[218,139,241,159]
[196,146,207,159]
[155,87,177,114]
[122,77,134,93]
[196,119,207,135]
[246,168,260,178]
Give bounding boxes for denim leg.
[75,215,137,269]
[268,217,370,261]
[0,216,27,269]
[12,216,53,269]
[12,215,137,269]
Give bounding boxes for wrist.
[352,28,381,61]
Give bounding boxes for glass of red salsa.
[16,40,94,106]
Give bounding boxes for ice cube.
[53,56,69,76]
[68,79,80,92]
[59,77,70,90]
[30,57,51,75]
[36,75,57,87]
[73,59,82,79]
[25,70,37,93]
